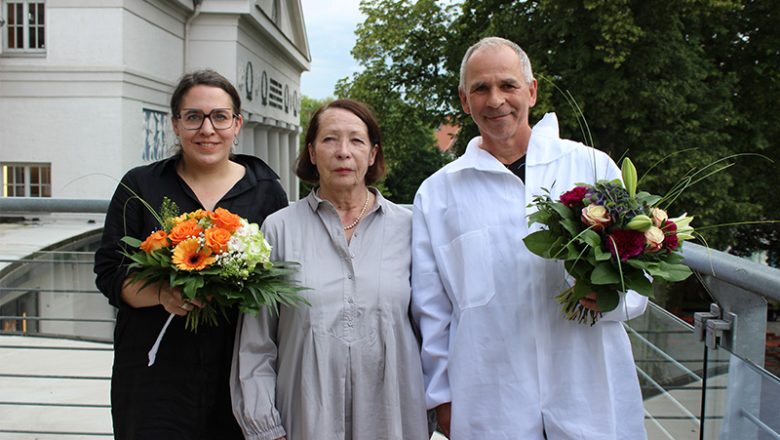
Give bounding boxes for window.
[1,163,51,197]
[3,1,45,52]
[142,109,171,162]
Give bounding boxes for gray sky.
[300,0,365,99]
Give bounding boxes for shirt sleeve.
[230,310,286,440]
[410,190,453,410]
[93,173,143,308]
[600,289,649,322]
[230,218,286,440]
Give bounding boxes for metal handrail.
[681,243,780,302]
[0,198,109,213]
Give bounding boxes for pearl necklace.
[343,189,370,231]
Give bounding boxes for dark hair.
[170,69,242,117]
[295,99,387,185]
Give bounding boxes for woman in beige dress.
[231,99,429,440]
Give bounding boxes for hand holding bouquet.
[523,158,694,325]
[120,198,307,364]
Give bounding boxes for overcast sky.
[300,0,365,99]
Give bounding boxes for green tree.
[333,0,453,204]
[702,0,780,262]
[340,0,779,254]
[297,95,331,198]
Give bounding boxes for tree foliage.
[335,0,778,259]
[332,0,453,204]
[297,95,332,199]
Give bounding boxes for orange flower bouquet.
[121,198,307,365]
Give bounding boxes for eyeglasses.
[176,109,237,130]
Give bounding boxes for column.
[279,127,291,197]
[239,122,254,156]
[254,125,269,162]
[288,130,300,200]
[267,127,280,177]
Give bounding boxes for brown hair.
[170,69,241,117]
[295,99,387,185]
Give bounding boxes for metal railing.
[1,197,780,439]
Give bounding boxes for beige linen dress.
[231,189,429,440]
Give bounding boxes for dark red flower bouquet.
[523,158,695,325]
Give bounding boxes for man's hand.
[579,291,600,312]
[435,402,452,438]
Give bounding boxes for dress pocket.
[436,228,496,310]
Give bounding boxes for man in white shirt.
[411,36,648,439]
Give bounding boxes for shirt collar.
[446,136,513,175]
[305,187,387,215]
[154,154,181,176]
[446,112,571,174]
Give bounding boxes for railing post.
[702,276,767,366]
[700,276,768,439]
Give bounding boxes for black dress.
[94,154,287,439]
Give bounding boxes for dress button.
[347,274,353,280]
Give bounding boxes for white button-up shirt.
[411,113,648,439]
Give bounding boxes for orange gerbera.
[140,230,169,253]
[205,227,232,253]
[209,208,242,232]
[168,219,204,245]
[172,238,216,271]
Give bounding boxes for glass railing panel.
[0,249,115,342]
[701,345,780,440]
[0,334,113,438]
[626,302,706,438]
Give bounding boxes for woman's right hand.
[121,279,203,313]
[158,285,204,316]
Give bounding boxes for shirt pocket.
[436,228,496,310]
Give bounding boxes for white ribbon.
[147,313,175,367]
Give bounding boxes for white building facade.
[0,0,310,201]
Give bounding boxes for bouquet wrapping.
[523,158,695,325]
[121,197,307,364]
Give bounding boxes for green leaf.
[664,253,685,265]
[636,192,662,207]
[591,262,621,285]
[624,271,654,297]
[121,236,142,248]
[593,245,612,261]
[528,210,553,226]
[573,279,593,301]
[523,230,558,257]
[565,259,594,281]
[560,218,582,237]
[596,288,620,313]
[626,259,653,271]
[658,262,693,282]
[565,243,583,260]
[580,229,601,248]
[551,202,575,220]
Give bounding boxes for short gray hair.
[458,37,534,90]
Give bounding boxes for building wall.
[0,0,309,200]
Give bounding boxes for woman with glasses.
[94,69,288,439]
